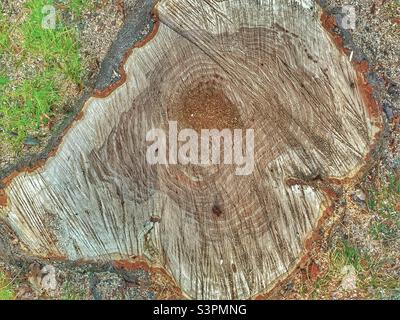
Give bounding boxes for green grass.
[331,241,364,272]
[368,173,400,242]
[0,271,15,300]
[311,171,400,299]
[61,281,87,300]
[23,0,84,83]
[0,75,10,86]
[0,0,93,151]
[312,240,400,299]
[312,241,366,298]
[364,171,400,299]
[69,0,95,18]
[0,8,11,54]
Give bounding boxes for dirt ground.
[0,0,399,300]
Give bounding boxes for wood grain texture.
[0,0,381,299]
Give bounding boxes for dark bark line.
[94,0,158,93]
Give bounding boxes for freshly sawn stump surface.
[0,0,382,299]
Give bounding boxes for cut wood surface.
[0,0,382,299]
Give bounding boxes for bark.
[0,0,382,299]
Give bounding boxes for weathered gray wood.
[0,0,381,299]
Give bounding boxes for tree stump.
[0,0,382,299]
